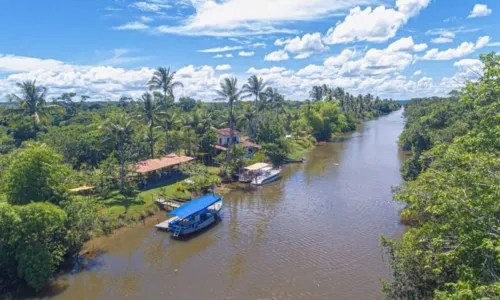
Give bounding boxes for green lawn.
[99,179,191,222]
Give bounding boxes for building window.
[227,137,230,144]
[219,138,222,145]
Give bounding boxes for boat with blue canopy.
[156,194,223,237]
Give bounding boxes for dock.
[155,199,182,211]
[155,216,178,231]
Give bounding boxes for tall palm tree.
[147,67,183,106]
[182,114,194,156]
[242,75,266,138]
[309,86,323,102]
[215,77,243,169]
[191,110,213,156]
[158,111,180,154]
[6,80,64,140]
[265,87,285,119]
[136,92,161,158]
[101,115,133,193]
[236,103,256,138]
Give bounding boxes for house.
[214,128,261,155]
[216,128,240,146]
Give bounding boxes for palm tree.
[136,92,161,158]
[101,115,133,193]
[215,77,243,169]
[236,103,256,137]
[242,75,266,138]
[309,86,323,102]
[148,67,183,106]
[182,114,194,156]
[265,87,285,119]
[191,110,213,156]
[6,80,64,140]
[158,111,180,153]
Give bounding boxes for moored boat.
[156,194,223,237]
[251,166,282,185]
[238,162,271,183]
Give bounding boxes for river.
[37,109,406,300]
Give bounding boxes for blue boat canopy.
[167,194,222,219]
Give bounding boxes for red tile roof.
[240,140,261,149]
[216,128,240,136]
[131,153,195,174]
[214,144,228,151]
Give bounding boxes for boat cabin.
[239,162,270,182]
[159,194,224,237]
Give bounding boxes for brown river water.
[24,109,407,300]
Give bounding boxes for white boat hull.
[251,169,281,185]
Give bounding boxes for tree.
[14,203,67,291]
[147,67,183,106]
[5,80,64,140]
[136,92,161,158]
[215,77,243,171]
[101,114,133,193]
[2,143,70,205]
[178,97,197,112]
[242,75,266,138]
[159,111,180,153]
[309,86,323,102]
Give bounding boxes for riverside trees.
[382,53,500,299]
[0,66,400,292]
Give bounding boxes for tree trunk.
[32,115,38,141]
[149,127,155,159]
[119,140,125,193]
[165,129,169,153]
[227,103,233,165]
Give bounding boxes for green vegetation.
[0,64,399,292]
[381,53,500,299]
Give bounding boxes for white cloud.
[0,54,66,73]
[413,70,422,76]
[338,48,414,77]
[487,42,500,47]
[0,54,230,101]
[251,42,266,48]
[214,54,223,58]
[431,37,453,44]
[130,2,169,12]
[324,0,430,44]
[387,36,427,52]
[198,46,243,53]
[264,49,289,61]
[139,16,154,23]
[275,38,292,46]
[238,51,255,57]
[324,49,356,66]
[467,4,492,18]
[113,21,150,31]
[215,64,232,71]
[453,58,483,69]
[422,36,490,60]
[154,0,377,36]
[283,33,327,59]
[225,53,233,58]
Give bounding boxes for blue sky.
[0,0,499,101]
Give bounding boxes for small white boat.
[251,166,282,185]
[239,162,271,183]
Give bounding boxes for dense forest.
[382,53,500,299]
[0,68,400,292]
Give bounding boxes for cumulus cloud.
[324,0,430,44]
[238,51,255,57]
[264,49,289,61]
[431,37,453,44]
[413,70,422,76]
[215,64,232,71]
[283,33,328,59]
[0,54,229,101]
[324,49,357,67]
[387,36,427,52]
[422,36,490,60]
[153,0,377,36]
[198,46,243,53]
[251,42,266,48]
[467,4,492,18]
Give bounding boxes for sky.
[0,0,499,101]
